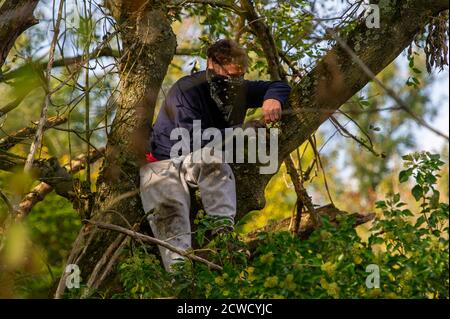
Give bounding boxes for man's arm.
[245,80,291,123]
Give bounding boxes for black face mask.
[206,69,244,123]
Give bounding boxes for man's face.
[207,58,246,78]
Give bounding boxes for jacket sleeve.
[245,80,291,109]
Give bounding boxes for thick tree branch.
[239,0,323,228]
[246,204,376,242]
[55,3,178,298]
[0,155,73,196]
[0,0,40,68]
[239,0,285,80]
[328,26,449,140]
[233,0,450,218]
[0,115,67,150]
[16,147,105,219]
[0,146,104,210]
[1,46,198,82]
[279,1,449,158]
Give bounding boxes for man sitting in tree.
[139,39,291,271]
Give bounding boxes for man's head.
[205,40,248,123]
[207,39,248,77]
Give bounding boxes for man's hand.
[262,98,282,123]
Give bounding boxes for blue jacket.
[150,70,291,160]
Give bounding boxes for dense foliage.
[112,152,448,299]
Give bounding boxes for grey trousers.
[139,152,236,271]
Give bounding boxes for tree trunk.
[0,0,40,69]
[55,0,448,296]
[54,1,177,297]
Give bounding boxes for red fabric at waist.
[145,152,159,163]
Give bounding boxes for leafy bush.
[4,193,81,298]
[114,152,448,299]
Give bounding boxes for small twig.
[82,233,127,298]
[285,155,322,229]
[309,135,334,206]
[0,188,13,214]
[325,25,449,141]
[23,0,65,173]
[329,115,383,158]
[96,236,130,287]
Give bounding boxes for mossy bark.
[54,2,177,297]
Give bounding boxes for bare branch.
[325,24,449,141]
[0,188,14,214]
[239,0,285,80]
[85,220,223,271]
[82,232,127,298]
[16,147,105,219]
[0,115,67,150]
[285,156,322,229]
[24,0,65,173]
[15,183,53,218]
[329,115,383,158]
[1,47,117,82]
[1,46,200,83]
[175,47,202,56]
[246,204,375,241]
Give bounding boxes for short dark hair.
[207,39,248,69]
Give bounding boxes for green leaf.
[414,215,426,227]
[399,169,412,183]
[411,185,423,201]
[432,229,441,237]
[369,236,384,245]
[375,200,387,209]
[401,209,413,217]
[401,154,413,161]
[429,154,441,161]
[360,100,370,106]
[424,174,437,184]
